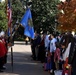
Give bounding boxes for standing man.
[32,31,41,60]
[44,33,50,52]
[50,34,57,74]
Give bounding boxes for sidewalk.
[0,41,49,75]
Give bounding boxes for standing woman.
[38,34,45,63]
[68,37,76,75]
[60,32,73,75]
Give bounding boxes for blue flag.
[20,8,34,39]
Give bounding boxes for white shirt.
[63,42,71,61]
[50,38,57,52]
[44,35,50,50]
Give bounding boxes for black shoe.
[50,70,54,75]
[1,66,6,70]
[0,70,4,72]
[42,66,44,68]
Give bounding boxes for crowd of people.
[0,29,76,75]
[30,31,76,75]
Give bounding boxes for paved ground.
[0,41,49,75]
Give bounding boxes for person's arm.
[52,42,56,52]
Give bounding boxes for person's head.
[55,42,60,48]
[51,33,56,39]
[27,1,32,9]
[0,31,5,38]
[34,31,39,37]
[61,42,66,49]
[43,32,47,38]
[49,35,52,40]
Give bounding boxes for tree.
[10,0,25,40]
[0,2,7,31]
[57,0,76,32]
[12,0,60,34]
[12,0,25,24]
[32,0,60,33]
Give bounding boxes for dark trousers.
[51,52,56,70]
[4,55,7,64]
[31,45,36,60]
[38,46,45,62]
[71,55,76,75]
[0,57,4,69]
[32,47,36,60]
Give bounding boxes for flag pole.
[11,44,13,72]
[10,0,13,72]
[7,0,13,72]
[6,0,13,72]
[9,26,13,72]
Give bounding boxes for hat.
[0,31,5,36]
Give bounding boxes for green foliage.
[0,2,7,31]
[0,0,60,35]
[14,26,25,41]
[32,0,60,33]
[12,0,25,24]
[12,0,60,39]
[11,0,26,40]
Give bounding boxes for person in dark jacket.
[68,37,76,75]
[34,32,41,60]
[38,35,45,62]
[31,32,41,60]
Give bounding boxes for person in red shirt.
[54,42,60,70]
[0,31,7,72]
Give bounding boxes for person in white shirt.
[50,34,57,53]
[49,34,57,74]
[44,33,50,51]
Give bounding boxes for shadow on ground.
[0,41,49,75]
[1,52,49,75]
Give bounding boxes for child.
[54,42,60,70]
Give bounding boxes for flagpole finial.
[27,0,32,8]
